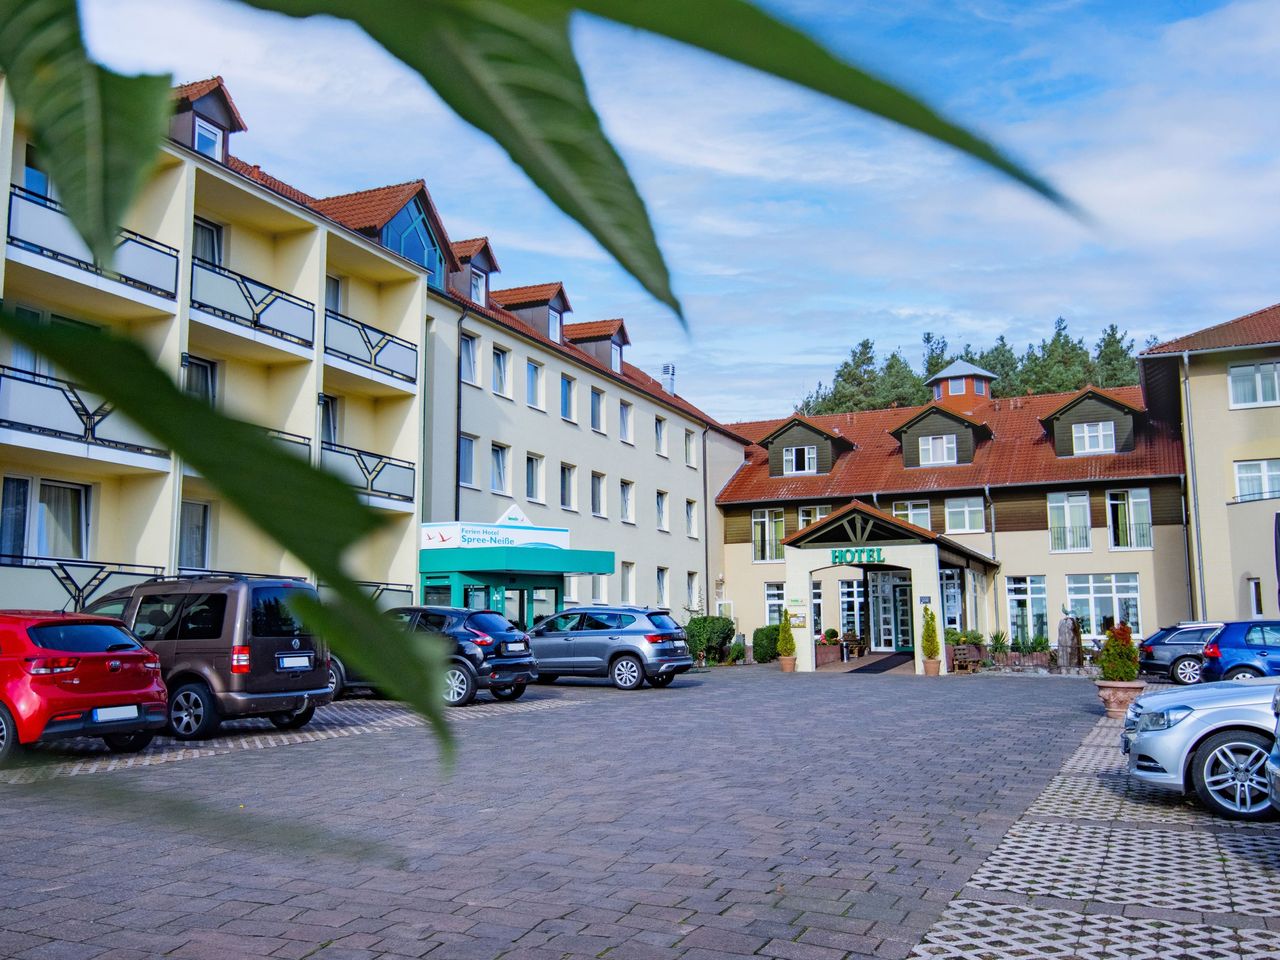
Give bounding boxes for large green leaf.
[0,311,452,756]
[0,0,173,262]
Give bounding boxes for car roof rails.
[140,572,310,584]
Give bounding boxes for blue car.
[1201,621,1280,682]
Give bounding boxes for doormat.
[846,653,913,674]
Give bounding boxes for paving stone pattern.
[0,670,1098,960]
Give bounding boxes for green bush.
[961,629,985,645]
[988,630,1009,655]
[823,627,839,642]
[1099,623,1139,682]
[921,607,940,660]
[752,624,780,663]
[777,615,797,658]
[1030,634,1051,654]
[685,615,735,662]
[728,640,745,663]
[944,628,962,646]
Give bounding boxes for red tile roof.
[451,237,500,270]
[717,386,1182,505]
[311,180,424,233]
[1144,302,1280,355]
[563,319,629,345]
[171,76,247,132]
[490,282,571,312]
[889,403,989,436]
[226,156,316,206]
[758,414,855,447]
[1036,385,1144,424]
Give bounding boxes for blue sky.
[82,0,1278,421]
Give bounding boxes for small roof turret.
[925,359,998,386]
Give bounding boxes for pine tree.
[1092,324,1138,387]
[1019,317,1093,394]
[806,339,878,414]
[976,336,1021,397]
[921,331,951,380]
[872,351,928,408]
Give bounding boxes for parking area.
[1,669,1277,960]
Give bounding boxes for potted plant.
[814,626,842,667]
[777,615,797,672]
[921,607,941,676]
[1095,622,1145,718]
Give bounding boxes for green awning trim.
[418,546,614,576]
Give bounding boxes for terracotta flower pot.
[779,656,797,673]
[923,658,941,677]
[1095,679,1145,719]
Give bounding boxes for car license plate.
[94,705,139,723]
[505,641,528,654]
[277,654,312,671]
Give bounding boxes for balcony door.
[0,476,89,560]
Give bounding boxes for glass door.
[869,572,895,651]
[892,579,914,651]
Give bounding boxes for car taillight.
[1139,645,1153,656]
[1203,641,1221,659]
[645,634,670,644]
[25,657,79,675]
[143,659,162,672]
[231,645,252,674]
[468,629,494,646]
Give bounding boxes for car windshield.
[648,613,681,631]
[28,622,142,653]
[250,586,315,637]
[466,612,515,634]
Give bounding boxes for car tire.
[0,702,22,767]
[534,674,558,685]
[1190,729,1275,821]
[443,663,477,707]
[611,655,644,690]
[328,657,346,700]
[649,674,675,688]
[1170,657,1202,685]
[1225,667,1263,681]
[168,682,221,740]
[103,731,154,753]
[491,682,527,702]
[270,704,316,730]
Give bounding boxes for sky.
[81,0,1280,422]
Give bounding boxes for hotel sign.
[421,504,571,551]
[831,547,887,565]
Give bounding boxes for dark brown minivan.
[83,576,332,740]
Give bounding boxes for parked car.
[1264,687,1280,809]
[1122,676,1279,820]
[83,575,332,740]
[528,606,693,689]
[1199,621,1280,682]
[387,607,538,706]
[1138,621,1223,685]
[0,611,168,765]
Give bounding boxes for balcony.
[183,428,309,479]
[6,185,178,307]
[0,554,162,609]
[320,441,415,512]
[1109,522,1153,550]
[189,258,314,359]
[0,364,168,471]
[1049,525,1092,553]
[323,309,417,393]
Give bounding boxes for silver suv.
[529,606,693,689]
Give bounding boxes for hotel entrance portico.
[780,501,999,674]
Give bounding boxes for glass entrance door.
[941,568,964,632]
[892,581,914,651]
[869,572,894,650]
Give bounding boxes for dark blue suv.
[1200,621,1280,682]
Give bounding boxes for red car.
[0,611,168,765]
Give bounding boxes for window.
[685,499,698,538]
[892,501,930,530]
[752,508,785,562]
[526,360,543,409]
[250,586,307,638]
[192,216,222,264]
[619,400,633,443]
[947,377,965,395]
[178,500,210,569]
[839,580,863,635]
[559,463,576,510]
[548,309,562,343]
[325,274,343,312]
[592,574,608,604]
[611,341,623,373]
[799,505,831,528]
[177,594,227,641]
[492,347,510,397]
[193,117,223,159]
[381,196,442,285]
[620,480,634,522]
[1229,361,1280,408]
[469,269,487,305]
[590,472,606,516]
[656,490,669,531]
[560,374,576,421]
[1006,576,1047,646]
[458,435,476,487]
[318,394,339,445]
[23,145,49,197]
[655,567,669,606]
[686,572,699,611]
[0,478,89,560]
[1245,624,1280,647]
[685,430,697,467]
[655,416,667,455]
[459,334,479,385]
[525,454,544,502]
[945,496,984,534]
[974,379,987,396]
[1048,491,1091,551]
[1235,460,1280,501]
[490,443,510,494]
[133,594,184,642]
[782,446,817,475]
[1067,572,1141,638]
[810,581,822,636]
[933,383,942,401]
[765,582,785,625]
[1072,421,1115,455]
[620,561,635,604]
[1249,578,1264,618]
[184,355,217,406]
[1107,488,1152,549]
[918,434,957,466]
[590,388,605,432]
[563,578,579,603]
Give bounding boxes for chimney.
[661,362,676,394]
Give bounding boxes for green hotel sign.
[831,547,887,565]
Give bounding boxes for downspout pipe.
[1182,350,1207,618]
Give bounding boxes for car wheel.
[168,682,221,740]
[1225,667,1263,680]
[327,658,346,700]
[103,731,154,753]
[534,674,558,685]
[270,704,316,730]
[1190,729,1275,821]
[1171,657,1202,685]
[611,655,644,690]
[491,682,527,702]
[0,702,22,767]
[649,674,675,688]
[443,664,476,707]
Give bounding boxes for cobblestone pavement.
[0,669,1217,960]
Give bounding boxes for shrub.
[921,607,940,660]
[961,629,985,645]
[728,640,745,663]
[988,630,1009,655]
[823,627,839,642]
[752,624,780,663]
[777,615,797,658]
[1030,634,1051,654]
[1099,622,1139,682]
[685,616,735,663]
[944,628,962,646]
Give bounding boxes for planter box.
[991,651,1051,668]
[814,643,842,667]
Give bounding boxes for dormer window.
[782,446,817,475]
[611,341,623,373]
[194,117,223,160]
[382,196,442,286]
[948,378,966,395]
[469,269,487,305]
[919,434,957,466]
[549,309,562,343]
[1072,421,1115,455]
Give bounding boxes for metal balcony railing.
[0,554,163,609]
[190,257,315,347]
[0,364,165,457]
[1049,524,1092,552]
[320,441,415,503]
[1232,489,1280,504]
[7,185,179,298]
[1110,521,1153,549]
[324,309,417,383]
[266,428,312,458]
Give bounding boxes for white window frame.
[656,490,669,531]
[548,309,562,343]
[799,504,832,528]
[1228,361,1280,409]
[620,561,635,604]
[193,117,223,159]
[591,574,608,605]
[525,453,544,503]
[590,472,607,518]
[1249,578,1264,618]
[782,445,817,475]
[947,377,965,395]
[1,476,91,560]
[184,354,218,406]
[1005,575,1047,646]
[1071,421,1116,455]
[685,499,698,539]
[490,442,510,495]
[525,359,544,409]
[655,416,668,456]
[458,434,477,488]
[684,430,697,468]
[944,496,984,534]
[752,508,785,563]
[656,566,669,607]
[559,462,577,511]
[1234,459,1280,502]
[764,582,785,625]
[469,269,487,305]
[918,434,957,466]
[892,500,930,530]
[611,341,623,373]
[1048,491,1091,552]
[192,216,223,265]
[560,374,576,422]
[459,333,479,386]
[1067,572,1142,639]
[491,346,511,398]
[619,400,634,444]
[620,480,635,523]
[178,499,211,570]
[590,388,606,433]
[686,571,700,612]
[1106,488,1153,550]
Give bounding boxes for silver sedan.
[1123,677,1280,821]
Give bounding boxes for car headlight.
[1136,705,1194,732]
